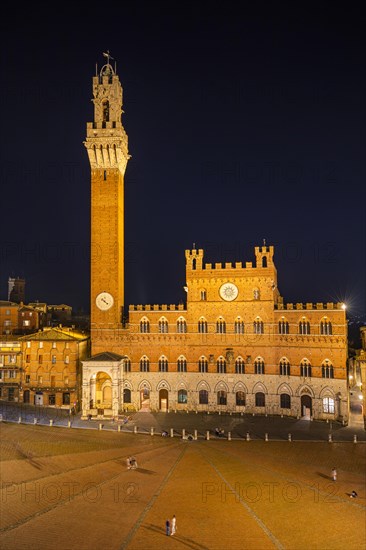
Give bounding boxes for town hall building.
[81,56,348,423]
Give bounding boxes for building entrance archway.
[159,389,168,411]
[140,388,150,411]
[301,394,312,418]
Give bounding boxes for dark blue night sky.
[1,3,365,323]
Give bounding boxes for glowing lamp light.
[341,303,347,310]
[359,395,363,401]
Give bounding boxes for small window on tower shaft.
[102,100,110,122]
[104,170,107,181]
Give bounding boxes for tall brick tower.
[84,53,129,351]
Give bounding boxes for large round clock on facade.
[219,282,238,301]
[95,292,114,311]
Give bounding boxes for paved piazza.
[0,423,365,550]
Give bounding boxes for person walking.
[171,515,176,536]
[165,519,170,536]
[331,467,337,482]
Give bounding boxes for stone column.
[81,370,91,418]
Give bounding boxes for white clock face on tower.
[96,292,114,311]
[219,282,238,302]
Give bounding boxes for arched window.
[320,320,332,335]
[300,359,312,377]
[124,358,131,372]
[322,361,334,379]
[254,319,264,334]
[200,290,207,301]
[177,356,187,372]
[280,393,291,409]
[235,357,245,374]
[217,357,226,373]
[236,391,246,406]
[192,258,196,270]
[254,358,265,374]
[279,319,289,335]
[299,319,310,335]
[262,256,267,268]
[198,357,208,373]
[234,319,245,334]
[139,357,150,372]
[253,289,260,300]
[158,318,169,333]
[279,358,290,376]
[217,390,227,405]
[198,319,208,333]
[178,389,187,403]
[216,318,226,334]
[199,389,208,404]
[158,357,168,372]
[255,392,265,407]
[123,388,131,403]
[323,397,335,413]
[140,318,150,333]
[177,318,187,333]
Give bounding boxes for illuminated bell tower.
[84,54,129,350]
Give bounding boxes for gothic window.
[300,359,312,377]
[280,393,291,409]
[177,356,187,372]
[198,319,208,333]
[177,318,187,333]
[124,358,131,372]
[236,391,246,406]
[235,357,245,374]
[255,392,265,407]
[192,258,196,270]
[199,389,209,405]
[299,319,311,335]
[323,397,335,413]
[254,358,265,374]
[140,357,150,372]
[198,357,208,373]
[234,319,245,334]
[158,318,169,333]
[262,256,267,268]
[322,361,334,379]
[123,388,131,403]
[254,319,264,334]
[217,391,227,405]
[253,289,260,300]
[320,320,332,335]
[140,318,150,333]
[217,357,227,373]
[200,290,207,301]
[216,318,226,334]
[158,357,168,372]
[279,358,290,376]
[178,389,187,403]
[279,319,289,335]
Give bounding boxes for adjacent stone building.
[19,327,89,408]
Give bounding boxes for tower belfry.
[84,54,130,349]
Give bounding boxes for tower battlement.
[185,249,204,270]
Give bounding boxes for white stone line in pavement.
[120,444,187,550]
[196,447,285,550]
